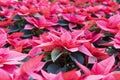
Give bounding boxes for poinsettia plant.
[0,0,120,80]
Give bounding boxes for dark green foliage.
[69,52,84,64]
[58,20,69,30]
[117,0,120,3]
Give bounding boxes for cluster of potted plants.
[0,0,120,80]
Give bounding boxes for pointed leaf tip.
[51,48,62,62]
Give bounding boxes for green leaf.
[12,15,22,21]
[51,48,62,62]
[21,30,33,39]
[29,77,34,80]
[49,0,55,2]
[106,47,116,55]
[47,63,60,74]
[117,0,120,4]
[58,20,68,26]
[44,52,52,62]
[69,52,84,64]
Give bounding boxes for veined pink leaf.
[92,56,115,75]
[37,42,56,51]
[25,17,37,25]
[91,33,102,43]
[96,14,120,34]
[2,65,18,74]
[66,47,78,52]
[25,16,56,29]
[41,70,56,79]
[109,14,120,25]
[79,45,93,57]
[88,56,97,64]
[48,32,60,41]
[103,74,115,80]
[68,23,76,31]
[7,50,27,61]
[99,56,115,74]
[24,24,34,30]
[62,69,80,80]
[85,75,105,80]
[113,31,120,48]
[27,71,43,80]
[72,30,85,41]
[61,31,72,43]
[28,47,42,57]
[57,0,70,4]
[3,61,22,65]
[19,54,45,80]
[53,72,64,80]
[91,63,105,74]
[75,60,91,75]
[0,48,27,65]
[96,20,116,33]
[113,72,120,80]
[0,28,7,48]
[21,54,45,73]
[37,42,53,47]
[0,68,12,80]
[63,14,85,24]
[83,42,109,60]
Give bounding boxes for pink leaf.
[79,45,93,56]
[27,71,43,80]
[66,47,78,52]
[88,56,97,64]
[53,72,64,80]
[109,14,120,25]
[0,68,12,80]
[28,47,42,57]
[7,51,27,61]
[99,56,115,74]
[61,32,72,42]
[21,54,45,73]
[48,32,60,41]
[41,70,56,79]
[92,56,115,75]
[85,75,105,80]
[96,20,115,33]
[91,63,105,74]
[68,23,76,31]
[75,60,91,75]
[24,24,34,30]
